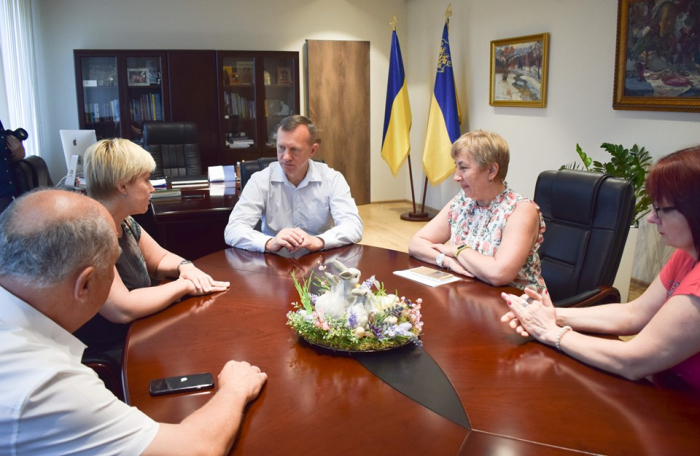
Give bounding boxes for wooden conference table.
[124,245,700,455]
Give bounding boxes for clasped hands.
[266,227,324,253]
[430,243,474,277]
[500,287,560,345]
[178,262,230,296]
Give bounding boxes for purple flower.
[347,311,358,329]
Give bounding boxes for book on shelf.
[393,266,462,287]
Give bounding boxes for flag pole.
[392,15,430,222]
[414,5,455,221]
[400,153,432,221]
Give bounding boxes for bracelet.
[555,325,572,351]
[454,244,470,257]
[177,259,193,272]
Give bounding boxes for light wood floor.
[357,201,646,301]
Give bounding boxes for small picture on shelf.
[237,61,254,84]
[127,68,150,86]
[223,66,239,85]
[277,67,292,85]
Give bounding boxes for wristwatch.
[177,259,193,272]
[436,253,445,268]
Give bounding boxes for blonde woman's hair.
[84,138,155,200]
[450,130,510,181]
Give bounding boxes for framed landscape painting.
[490,33,549,108]
[613,0,700,112]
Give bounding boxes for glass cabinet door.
[79,56,121,140]
[262,56,297,150]
[221,56,257,154]
[125,56,164,143]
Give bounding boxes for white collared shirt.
[0,285,159,455]
[224,160,363,252]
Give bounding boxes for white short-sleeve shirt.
[0,285,159,455]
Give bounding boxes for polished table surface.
[124,245,700,455]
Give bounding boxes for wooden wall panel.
[167,50,219,170]
[306,40,370,205]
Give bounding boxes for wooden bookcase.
[73,49,299,169]
[217,51,299,164]
[74,50,169,143]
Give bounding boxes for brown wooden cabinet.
[74,49,299,169]
[74,50,169,143]
[217,51,299,165]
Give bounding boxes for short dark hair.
[646,145,700,255]
[276,115,317,144]
[0,189,116,288]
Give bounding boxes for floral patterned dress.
[447,186,546,290]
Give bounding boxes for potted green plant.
[562,142,652,226]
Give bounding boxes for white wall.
[407,0,699,211]
[30,0,700,207]
[32,0,410,201]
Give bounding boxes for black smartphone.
[149,372,215,396]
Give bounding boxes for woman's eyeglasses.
[652,205,677,218]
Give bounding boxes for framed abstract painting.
[613,0,700,112]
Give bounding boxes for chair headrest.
[537,169,608,226]
[143,122,197,145]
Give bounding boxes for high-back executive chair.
[12,154,54,195]
[239,157,325,190]
[534,169,635,308]
[142,121,202,178]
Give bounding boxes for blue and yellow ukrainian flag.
[381,29,411,176]
[422,21,461,185]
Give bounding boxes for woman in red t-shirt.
[501,145,700,388]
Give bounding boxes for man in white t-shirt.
[0,189,267,455]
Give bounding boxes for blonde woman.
[75,139,229,363]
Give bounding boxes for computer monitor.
[59,129,97,187]
[59,129,97,168]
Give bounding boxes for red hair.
[646,145,700,254]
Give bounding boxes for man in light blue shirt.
[225,115,363,254]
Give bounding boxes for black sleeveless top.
[74,217,151,363]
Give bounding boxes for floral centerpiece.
[286,260,423,352]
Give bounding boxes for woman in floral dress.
[409,130,545,290]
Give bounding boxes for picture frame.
[127,68,150,86]
[489,33,549,108]
[236,61,254,84]
[223,66,239,85]
[277,67,292,85]
[613,0,700,112]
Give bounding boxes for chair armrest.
[554,285,621,308]
[83,360,124,401]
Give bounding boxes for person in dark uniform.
[0,120,26,214]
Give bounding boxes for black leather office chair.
[240,157,326,190]
[258,157,277,169]
[239,160,262,190]
[12,155,54,195]
[534,169,635,308]
[143,122,202,178]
